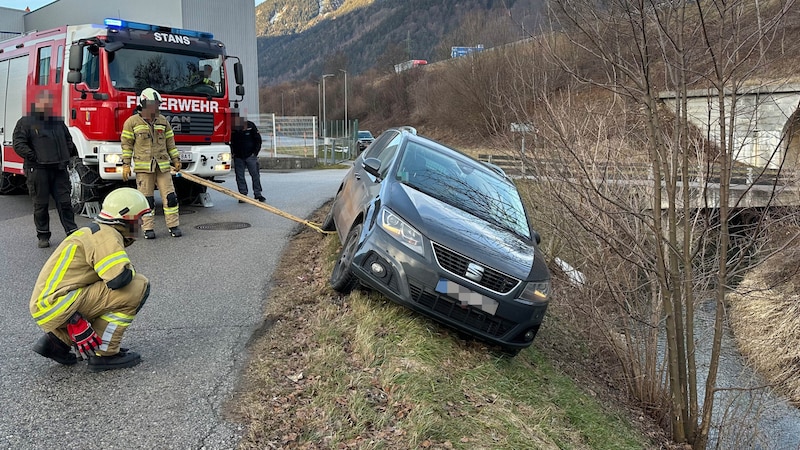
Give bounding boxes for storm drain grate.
[195,222,251,231]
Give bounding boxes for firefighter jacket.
[29,223,135,330]
[12,112,77,170]
[121,113,179,173]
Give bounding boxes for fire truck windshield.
[105,47,225,97]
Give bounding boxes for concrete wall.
[181,0,259,117]
[0,7,25,42]
[662,85,800,170]
[19,0,259,115]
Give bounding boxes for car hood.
[389,183,540,280]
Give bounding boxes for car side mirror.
[532,230,541,245]
[362,157,382,179]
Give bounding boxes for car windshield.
[359,131,373,139]
[106,47,225,97]
[395,142,531,240]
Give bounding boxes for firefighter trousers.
[136,170,179,230]
[31,274,150,356]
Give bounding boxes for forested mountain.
[254,0,546,85]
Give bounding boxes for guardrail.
[477,154,792,186]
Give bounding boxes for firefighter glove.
[172,159,181,172]
[66,313,102,359]
[122,164,131,182]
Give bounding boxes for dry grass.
[728,243,800,405]
[225,205,666,449]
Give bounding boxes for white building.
[6,0,259,115]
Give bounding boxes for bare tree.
[480,0,798,447]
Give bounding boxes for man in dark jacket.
[230,114,264,202]
[12,90,78,248]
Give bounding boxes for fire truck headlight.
[217,152,231,162]
[104,154,123,164]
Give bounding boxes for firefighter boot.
[32,332,77,365]
[169,226,182,237]
[88,349,142,372]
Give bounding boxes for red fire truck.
[0,18,245,212]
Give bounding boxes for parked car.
[357,130,375,152]
[322,126,551,355]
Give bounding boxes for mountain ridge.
[254,0,545,85]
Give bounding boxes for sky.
[1,0,265,11]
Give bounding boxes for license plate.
[180,152,193,161]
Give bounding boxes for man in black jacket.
[230,114,265,202]
[12,90,78,248]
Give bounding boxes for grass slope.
[228,206,658,449]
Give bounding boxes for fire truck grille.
[163,112,214,136]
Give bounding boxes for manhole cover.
[195,222,251,231]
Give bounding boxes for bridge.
[478,154,800,210]
[483,81,800,210]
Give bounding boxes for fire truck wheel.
[68,157,101,215]
[174,176,208,205]
[0,172,28,195]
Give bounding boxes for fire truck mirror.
[236,85,245,97]
[67,70,82,84]
[68,45,84,72]
[234,62,244,86]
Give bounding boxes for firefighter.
[120,87,182,239]
[30,187,151,372]
[12,90,79,248]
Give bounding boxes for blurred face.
[34,91,54,114]
[121,218,143,247]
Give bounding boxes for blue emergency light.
[103,18,214,39]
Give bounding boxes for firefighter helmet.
[138,87,162,108]
[96,187,151,224]
[95,188,151,246]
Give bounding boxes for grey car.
[323,127,551,354]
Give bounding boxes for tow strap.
[176,171,334,234]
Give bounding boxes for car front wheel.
[330,222,362,293]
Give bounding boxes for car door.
[335,130,401,240]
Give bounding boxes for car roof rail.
[481,161,507,178]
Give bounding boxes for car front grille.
[432,243,520,294]
[162,112,215,136]
[408,280,515,338]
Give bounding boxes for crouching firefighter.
[30,188,151,372]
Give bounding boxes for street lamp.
[321,73,334,139]
[339,69,348,139]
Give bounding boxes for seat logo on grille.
[465,263,484,282]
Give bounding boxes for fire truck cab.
[0,18,245,213]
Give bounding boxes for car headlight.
[378,207,424,255]
[218,152,231,162]
[516,280,551,305]
[104,154,122,164]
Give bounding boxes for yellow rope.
[176,171,335,234]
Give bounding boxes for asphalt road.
[0,167,348,449]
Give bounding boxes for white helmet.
[138,87,162,108]
[95,188,151,246]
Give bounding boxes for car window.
[396,143,531,239]
[363,130,397,160]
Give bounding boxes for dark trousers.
[233,155,262,196]
[26,166,77,239]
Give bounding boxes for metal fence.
[251,114,358,164]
